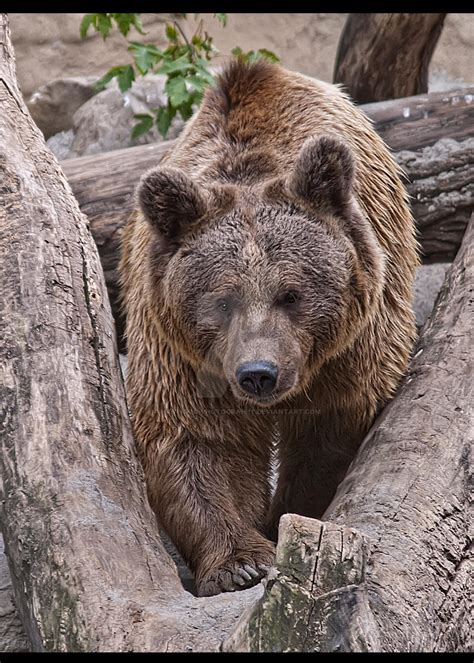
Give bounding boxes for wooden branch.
[333,13,447,104]
[0,14,261,652]
[62,141,172,350]
[224,216,474,652]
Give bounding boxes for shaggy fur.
[119,60,419,597]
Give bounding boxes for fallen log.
[399,138,474,263]
[333,13,446,104]
[62,124,474,348]
[0,13,261,652]
[224,216,474,652]
[364,88,474,153]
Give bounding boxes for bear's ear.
[137,166,207,241]
[288,135,354,216]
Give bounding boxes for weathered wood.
[62,141,173,350]
[61,128,473,348]
[0,14,262,652]
[224,216,474,652]
[0,535,29,652]
[364,88,474,153]
[400,138,474,263]
[333,14,447,104]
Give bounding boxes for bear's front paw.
[196,549,275,597]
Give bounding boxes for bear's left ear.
[288,135,354,216]
[137,166,208,242]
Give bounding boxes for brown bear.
[119,60,418,597]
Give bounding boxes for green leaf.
[113,13,134,37]
[128,42,163,75]
[131,14,145,35]
[166,76,189,108]
[194,60,216,84]
[256,48,280,63]
[97,14,113,39]
[156,106,174,137]
[95,66,122,91]
[156,54,195,76]
[186,74,207,93]
[230,46,280,65]
[132,113,154,139]
[165,23,178,41]
[117,65,135,92]
[178,101,194,122]
[79,14,94,39]
[214,13,228,27]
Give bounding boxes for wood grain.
[334,14,447,103]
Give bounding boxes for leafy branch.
[80,13,279,138]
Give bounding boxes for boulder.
[27,76,98,139]
[66,75,184,159]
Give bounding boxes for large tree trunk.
[333,13,447,104]
[224,216,473,652]
[1,12,471,652]
[0,13,260,652]
[0,536,29,652]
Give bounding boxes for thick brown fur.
[119,60,419,596]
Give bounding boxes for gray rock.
[46,129,75,161]
[414,262,451,328]
[65,75,184,159]
[27,76,98,139]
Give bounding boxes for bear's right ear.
[137,166,207,242]
[288,135,354,216]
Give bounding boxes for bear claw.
[197,559,272,596]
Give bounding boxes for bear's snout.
[236,361,278,398]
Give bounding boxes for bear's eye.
[217,298,231,314]
[279,290,300,306]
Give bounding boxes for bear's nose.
[236,361,278,397]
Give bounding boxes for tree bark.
[0,535,29,652]
[62,141,172,351]
[62,130,474,349]
[0,13,261,652]
[224,216,473,652]
[399,138,473,263]
[333,13,447,104]
[364,88,474,153]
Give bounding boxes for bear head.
[137,135,385,407]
